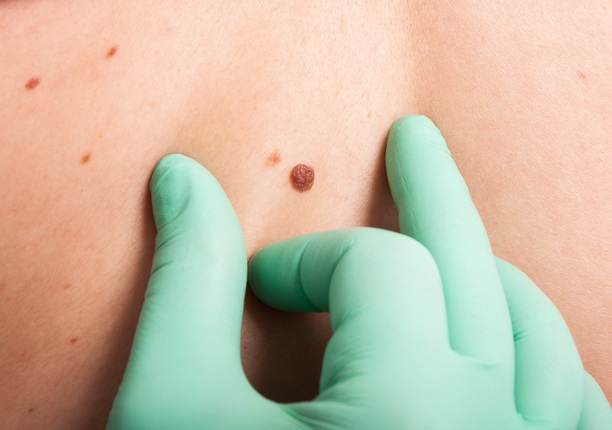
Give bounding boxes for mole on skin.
[291,164,314,192]
[106,45,118,59]
[25,77,40,90]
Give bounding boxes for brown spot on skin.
[25,77,40,90]
[291,164,315,192]
[578,71,587,80]
[367,112,372,118]
[267,151,281,166]
[70,338,78,344]
[62,283,71,290]
[28,408,34,413]
[81,153,91,164]
[106,45,118,59]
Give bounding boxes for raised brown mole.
[291,164,314,192]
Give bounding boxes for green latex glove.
[248,116,611,429]
[108,117,611,429]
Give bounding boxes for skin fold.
[0,1,609,428]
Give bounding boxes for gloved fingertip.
[387,115,448,155]
[150,153,196,192]
[247,248,271,300]
[149,153,200,229]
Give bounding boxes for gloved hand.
[107,116,611,429]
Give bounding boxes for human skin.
[0,1,610,429]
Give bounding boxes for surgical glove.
[107,115,612,429]
[249,116,611,429]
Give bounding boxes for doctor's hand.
[248,116,610,429]
[107,117,611,430]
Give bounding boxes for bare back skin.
[0,1,610,428]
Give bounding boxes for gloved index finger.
[109,155,253,428]
[385,116,513,361]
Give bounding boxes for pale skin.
[0,1,610,429]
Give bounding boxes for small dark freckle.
[106,45,118,59]
[578,71,587,80]
[81,153,91,164]
[25,77,40,90]
[70,338,78,344]
[28,408,34,413]
[62,283,71,290]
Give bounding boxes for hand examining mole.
[107,116,612,429]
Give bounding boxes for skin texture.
[0,1,610,428]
